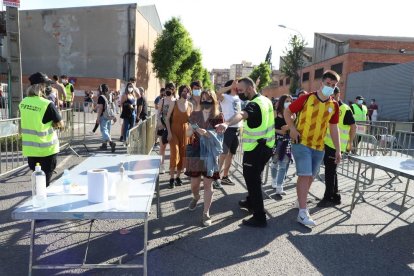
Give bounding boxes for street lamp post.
[278,24,305,93]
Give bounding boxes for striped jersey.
[289,92,339,151]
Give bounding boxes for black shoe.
[169,178,175,189]
[332,194,341,205]
[238,199,253,213]
[316,198,336,208]
[99,143,107,150]
[242,216,267,228]
[175,177,182,186]
[221,176,235,186]
[120,136,124,142]
[110,141,116,153]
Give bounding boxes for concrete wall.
[20,4,135,79]
[346,62,414,121]
[20,4,162,103]
[313,34,346,63]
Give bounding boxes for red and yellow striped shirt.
[289,92,339,151]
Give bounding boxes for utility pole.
[6,5,22,118]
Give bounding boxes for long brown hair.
[276,94,292,116]
[200,90,220,118]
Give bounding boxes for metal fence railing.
[0,118,25,177]
[126,113,156,155]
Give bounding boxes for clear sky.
[18,0,414,71]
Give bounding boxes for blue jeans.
[123,114,136,141]
[99,116,112,142]
[291,143,324,177]
[271,155,290,187]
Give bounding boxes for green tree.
[249,62,272,92]
[151,17,193,83]
[201,68,212,89]
[280,35,306,94]
[176,48,202,85]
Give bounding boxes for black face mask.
[200,101,213,109]
[238,92,249,101]
[166,90,172,96]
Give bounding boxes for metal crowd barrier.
[126,113,156,155]
[0,118,25,177]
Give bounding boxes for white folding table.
[349,155,413,214]
[12,154,161,276]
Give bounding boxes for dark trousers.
[243,143,272,221]
[323,145,338,199]
[28,154,57,187]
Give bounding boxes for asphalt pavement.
[0,118,413,276]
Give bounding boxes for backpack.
[101,95,116,120]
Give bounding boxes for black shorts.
[223,127,239,155]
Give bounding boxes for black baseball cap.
[356,95,364,100]
[28,72,53,85]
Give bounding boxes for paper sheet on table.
[47,184,87,195]
[400,159,414,170]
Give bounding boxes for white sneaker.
[160,164,165,174]
[271,178,277,188]
[275,186,287,195]
[297,210,316,226]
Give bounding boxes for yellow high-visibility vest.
[242,95,275,151]
[19,96,59,157]
[325,103,351,152]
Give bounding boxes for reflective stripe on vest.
[325,103,351,152]
[21,128,54,137]
[242,95,275,151]
[65,83,73,101]
[19,96,59,157]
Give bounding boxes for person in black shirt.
[216,77,274,228]
[270,94,294,195]
[136,87,148,122]
[318,87,356,207]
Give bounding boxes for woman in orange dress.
[166,85,193,188]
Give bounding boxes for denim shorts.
[291,143,325,177]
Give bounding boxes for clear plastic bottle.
[116,162,129,210]
[31,163,47,207]
[62,169,72,194]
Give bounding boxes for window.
[302,72,310,82]
[279,79,283,86]
[286,78,290,85]
[314,68,324,79]
[363,62,397,71]
[331,63,343,75]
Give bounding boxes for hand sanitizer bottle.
[32,163,47,207]
[116,162,129,210]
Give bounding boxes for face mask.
[284,102,291,109]
[166,90,172,96]
[200,101,213,109]
[322,85,334,97]
[181,92,189,100]
[192,89,201,97]
[371,101,374,105]
[62,80,67,84]
[128,87,134,93]
[357,100,363,105]
[238,91,248,101]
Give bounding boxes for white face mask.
[284,102,291,109]
[128,87,134,93]
[62,80,67,84]
[357,99,363,105]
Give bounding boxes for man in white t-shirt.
[216,79,242,186]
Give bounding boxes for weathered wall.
[20,4,134,79]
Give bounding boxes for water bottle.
[62,169,72,194]
[31,163,47,207]
[116,162,129,210]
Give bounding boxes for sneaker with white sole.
[188,195,200,211]
[275,186,287,195]
[221,176,235,185]
[202,213,212,227]
[271,178,277,188]
[297,210,316,226]
[160,164,165,174]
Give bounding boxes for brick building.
[263,33,414,100]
